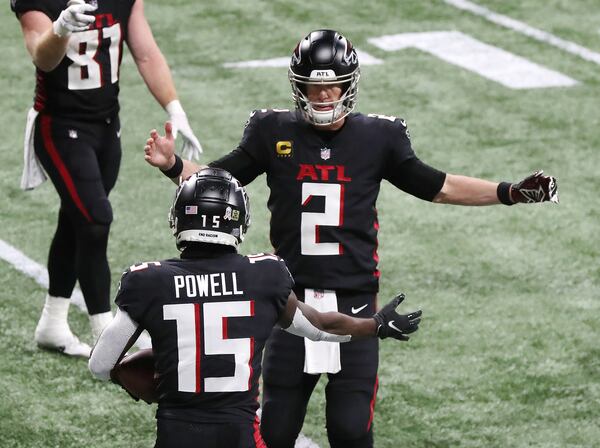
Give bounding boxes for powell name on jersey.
[234,109,417,292]
[114,252,292,423]
[12,0,135,119]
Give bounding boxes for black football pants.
[261,289,379,448]
[155,418,266,448]
[34,113,121,315]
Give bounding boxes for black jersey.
[115,252,293,424]
[213,109,444,292]
[12,0,134,120]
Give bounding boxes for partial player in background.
[12,0,202,357]
[89,168,421,448]
[144,29,558,448]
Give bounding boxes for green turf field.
[1,1,599,446]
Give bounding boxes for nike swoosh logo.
[388,321,402,332]
[116,129,121,138]
[351,304,368,314]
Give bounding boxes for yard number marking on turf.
[368,31,577,89]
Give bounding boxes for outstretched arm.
[433,170,559,205]
[278,291,421,341]
[433,174,501,205]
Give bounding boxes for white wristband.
[165,99,185,116]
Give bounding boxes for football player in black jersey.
[144,30,558,448]
[89,167,421,448]
[12,0,202,357]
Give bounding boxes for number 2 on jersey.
[301,182,344,255]
[163,301,254,393]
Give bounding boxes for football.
[110,348,158,404]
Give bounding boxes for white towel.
[20,107,46,190]
[303,288,341,374]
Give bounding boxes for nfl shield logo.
[320,147,331,160]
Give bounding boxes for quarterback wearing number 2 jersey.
[147,29,557,448]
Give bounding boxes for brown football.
[110,348,159,404]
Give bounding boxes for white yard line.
[444,0,600,65]
[224,49,383,68]
[0,238,87,311]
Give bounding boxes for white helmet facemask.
[289,68,360,126]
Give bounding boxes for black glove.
[511,170,558,203]
[373,293,422,340]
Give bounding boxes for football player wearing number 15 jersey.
[12,0,201,357]
[89,168,421,448]
[145,30,558,448]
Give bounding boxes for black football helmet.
[289,29,360,126]
[169,168,250,250]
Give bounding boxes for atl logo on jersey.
[296,164,351,182]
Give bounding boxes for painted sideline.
[444,0,600,65]
[0,238,319,447]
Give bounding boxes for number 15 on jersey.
[163,301,255,393]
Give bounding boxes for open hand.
[373,293,422,341]
[144,121,176,171]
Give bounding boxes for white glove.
[166,100,203,161]
[52,0,97,38]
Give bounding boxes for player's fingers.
[409,317,421,326]
[405,324,418,334]
[165,121,175,139]
[73,11,96,23]
[408,310,422,320]
[393,293,405,307]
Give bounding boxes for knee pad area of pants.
[327,419,371,444]
[77,222,111,244]
[88,197,113,225]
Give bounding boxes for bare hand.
[144,122,176,171]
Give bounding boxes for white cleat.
[35,325,91,358]
[34,294,91,358]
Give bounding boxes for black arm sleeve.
[387,157,447,201]
[208,110,268,185]
[209,148,264,186]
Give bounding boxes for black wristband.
[160,155,183,179]
[497,181,514,206]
